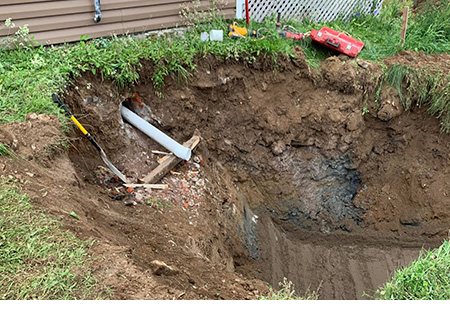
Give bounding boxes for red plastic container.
[310,27,364,58]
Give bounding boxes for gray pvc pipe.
[120,105,191,161]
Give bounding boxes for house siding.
[0,0,235,44]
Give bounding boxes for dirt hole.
[3,51,450,299]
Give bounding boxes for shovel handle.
[52,94,102,152]
[52,94,72,117]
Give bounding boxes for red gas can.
[310,27,364,58]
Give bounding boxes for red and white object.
[310,27,364,57]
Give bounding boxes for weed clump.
[0,143,15,158]
[260,278,319,300]
[376,241,450,300]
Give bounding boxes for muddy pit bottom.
[235,148,437,299]
[256,215,428,299]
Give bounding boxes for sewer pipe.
[120,105,191,161]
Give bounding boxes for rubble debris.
[377,86,403,122]
[356,59,370,69]
[97,151,207,219]
[149,260,179,276]
[271,140,286,156]
[122,93,162,125]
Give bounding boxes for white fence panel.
[236,0,383,23]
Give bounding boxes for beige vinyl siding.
[0,0,235,44]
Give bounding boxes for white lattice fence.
[236,0,383,22]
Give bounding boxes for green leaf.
[69,212,79,220]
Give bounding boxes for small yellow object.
[228,22,258,39]
[229,24,249,37]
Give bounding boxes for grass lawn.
[0,177,109,299]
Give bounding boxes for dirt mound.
[0,113,62,162]
[384,50,450,73]
[1,50,450,299]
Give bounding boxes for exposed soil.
[1,49,449,300]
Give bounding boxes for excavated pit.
[2,50,450,299]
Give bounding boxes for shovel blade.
[100,150,128,183]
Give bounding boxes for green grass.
[0,177,108,299]
[376,241,450,300]
[0,143,15,158]
[260,278,319,300]
[146,197,171,213]
[250,0,450,64]
[404,0,450,54]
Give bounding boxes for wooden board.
[400,6,409,47]
[124,184,168,189]
[142,135,200,184]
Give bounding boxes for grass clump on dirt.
[0,177,108,299]
[0,143,15,158]
[377,64,450,132]
[260,278,319,300]
[376,241,450,300]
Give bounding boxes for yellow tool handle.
[52,94,102,152]
[70,115,88,135]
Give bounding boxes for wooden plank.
[158,136,200,163]
[142,135,201,184]
[152,150,172,155]
[400,6,409,47]
[123,184,168,189]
